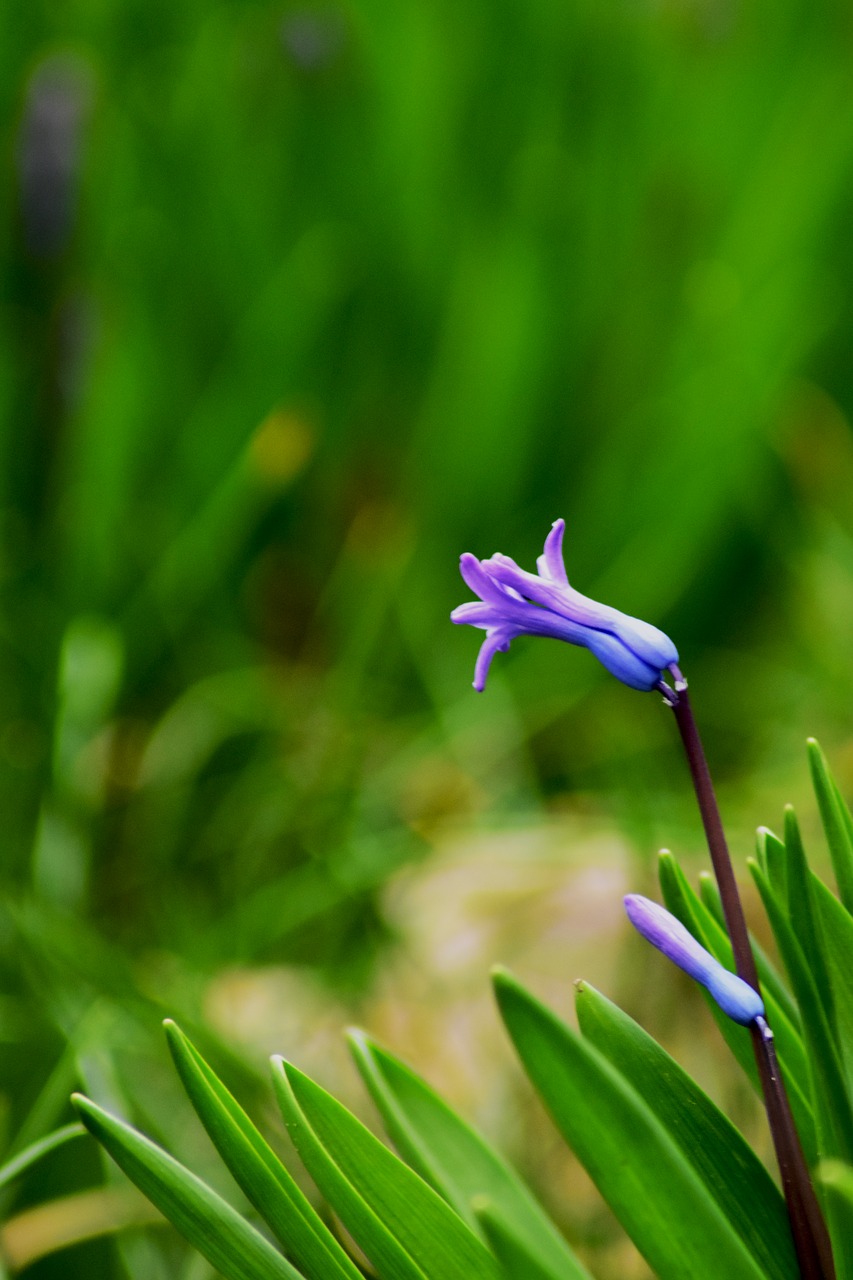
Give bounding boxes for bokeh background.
[3,0,853,1275]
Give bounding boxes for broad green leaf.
[474,1198,572,1280]
[808,739,853,913]
[659,852,816,1163]
[493,969,770,1280]
[575,982,797,1280]
[0,1123,84,1193]
[164,1021,361,1280]
[72,1094,306,1280]
[347,1030,592,1280]
[271,1058,500,1280]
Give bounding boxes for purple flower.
[624,894,764,1026]
[451,520,678,692]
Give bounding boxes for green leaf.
[808,739,853,913]
[71,1094,306,1280]
[760,826,788,903]
[474,1198,572,1280]
[493,969,771,1280]
[575,982,797,1280]
[164,1021,362,1280]
[820,1161,853,1208]
[271,1058,500,1280]
[0,1123,84,1193]
[347,1030,592,1280]
[748,864,853,1279]
[783,809,835,1032]
[749,861,853,1163]
[658,852,816,1163]
[810,873,853,1088]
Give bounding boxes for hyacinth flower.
[624,894,764,1025]
[451,519,679,693]
[453,520,834,1279]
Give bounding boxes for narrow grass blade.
[749,863,853,1278]
[810,872,853,1087]
[272,1057,500,1280]
[493,969,771,1280]
[271,1058,426,1280]
[783,809,835,1031]
[71,1094,306,1280]
[348,1030,592,1280]
[164,1021,361,1280]
[760,827,788,902]
[807,739,853,913]
[0,1124,84,1193]
[575,982,797,1280]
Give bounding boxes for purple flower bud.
[451,520,678,692]
[624,894,764,1026]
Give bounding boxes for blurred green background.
[2,0,853,1274]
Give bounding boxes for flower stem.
[662,675,835,1280]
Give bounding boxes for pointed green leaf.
[749,860,853,1162]
[760,827,788,903]
[72,1094,306,1280]
[783,809,835,1032]
[164,1021,361,1280]
[807,739,853,913]
[474,1198,574,1280]
[272,1058,500,1280]
[748,863,853,1280]
[493,969,771,1280]
[271,1059,426,1280]
[347,1030,591,1280]
[810,873,853,1088]
[575,982,797,1280]
[0,1123,84,1193]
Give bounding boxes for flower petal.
[458,553,516,608]
[536,519,569,586]
[473,630,513,692]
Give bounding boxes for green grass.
[1,0,853,1273]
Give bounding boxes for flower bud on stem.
[661,673,835,1280]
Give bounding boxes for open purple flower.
[451,519,678,692]
[624,894,764,1026]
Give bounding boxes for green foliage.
[5,0,853,1272]
[66,741,853,1278]
[72,1094,306,1280]
[347,1030,591,1279]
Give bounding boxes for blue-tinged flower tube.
[451,520,678,692]
[624,894,764,1026]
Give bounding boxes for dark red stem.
[662,676,834,1280]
